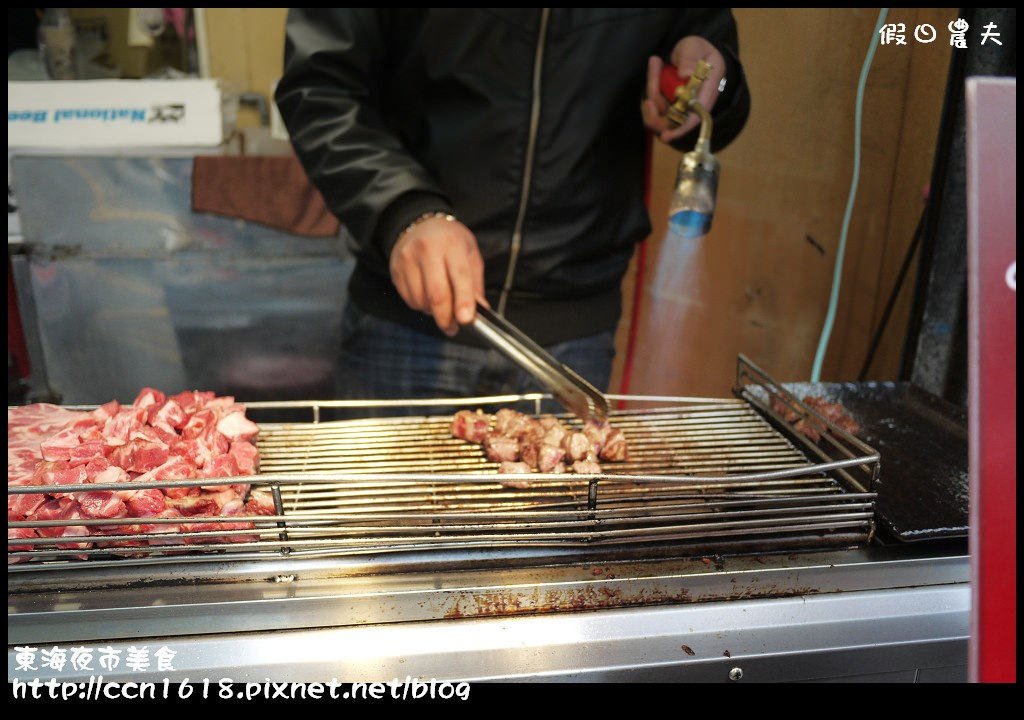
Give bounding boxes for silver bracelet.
[397,211,457,241]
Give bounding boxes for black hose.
[857,207,926,381]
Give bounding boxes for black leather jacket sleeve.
[274,9,454,257]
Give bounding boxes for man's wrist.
[396,211,458,243]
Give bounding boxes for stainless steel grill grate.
[7,356,880,571]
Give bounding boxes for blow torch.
[659,60,719,239]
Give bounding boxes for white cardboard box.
[8,79,224,150]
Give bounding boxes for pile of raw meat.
[771,395,861,443]
[8,388,275,564]
[450,408,628,481]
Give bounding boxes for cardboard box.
[8,79,224,150]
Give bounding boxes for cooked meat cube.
[494,408,541,440]
[770,396,801,424]
[805,396,862,436]
[572,459,603,474]
[493,408,522,435]
[550,461,567,474]
[509,416,541,441]
[519,441,540,469]
[541,422,568,447]
[519,421,545,444]
[537,444,566,473]
[450,409,492,444]
[484,433,520,463]
[498,461,533,489]
[599,428,628,462]
[561,431,592,462]
[792,419,821,443]
[583,420,611,455]
[537,415,562,430]
[770,394,860,443]
[833,415,862,435]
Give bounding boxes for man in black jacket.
[275,9,750,406]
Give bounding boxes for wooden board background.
[614,8,957,395]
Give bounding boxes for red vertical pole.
[965,76,1016,684]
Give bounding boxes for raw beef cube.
[144,508,185,546]
[30,498,73,538]
[91,466,129,485]
[165,495,218,516]
[8,491,47,520]
[67,441,107,466]
[229,441,259,475]
[8,527,37,552]
[108,441,169,474]
[134,457,194,485]
[129,425,172,448]
[171,390,215,414]
[181,409,216,440]
[120,489,167,518]
[171,437,216,470]
[34,461,88,487]
[132,387,166,410]
[245,490,276,516]
[55,501,91,552]
[78,491,127,519]
[200,454,240,490]
[102,412,142,446]
[90,399,121,423]
[153,399,188,431]
[40,428,81,462]
[216,411,260,443]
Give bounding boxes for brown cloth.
[191,154,341,238]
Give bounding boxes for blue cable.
[811,8,889,382]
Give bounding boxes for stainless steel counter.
[8,541,969,683]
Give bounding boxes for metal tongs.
[471,303,609,423]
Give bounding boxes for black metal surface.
[902,6,1016,405]
[780,381,968,542]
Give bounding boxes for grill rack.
[8,356,880,571]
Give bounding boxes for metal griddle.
[775,381,968,542]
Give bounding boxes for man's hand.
[642,36,727,144]
[389,215,486,336]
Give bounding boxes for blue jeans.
[335,302,615,417]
